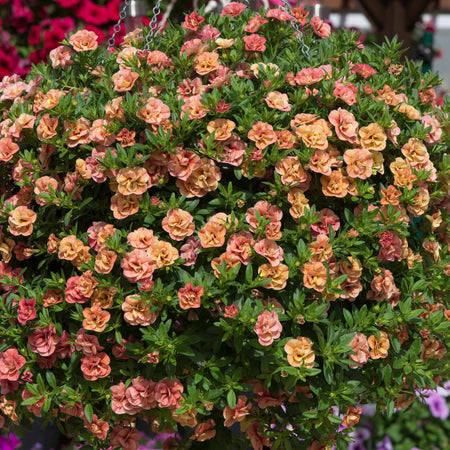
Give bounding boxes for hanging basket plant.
[0,2,449,449]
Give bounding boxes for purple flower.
[348,442,366,450]
[0,434,20,450]
[360,403,376,416]
[425,392,449,420]
[376,435,394,450]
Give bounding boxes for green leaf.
[45,371,57,389]
[84,403,93,423]
[227,389,236,409]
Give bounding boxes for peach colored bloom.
[162,208,195,241]
[380,185,402,205]
[181,95,209,120]
[89,119,115,146]
[333,80,358,105]
[42,289,63,307]
[258,263,289,290]
[191,419,216,442]
[0,348,26,381]
[110,193,141,219]
[301,261,328,292]
[137,98,171,125]
[368,331,390,359]
[359,123,387,151]
[343,148,373,179]
[348,332,370,368]
[49,45,73,68]
[222,1,246,17]
[148,239,179,268]
[177,77,205,100]
[8,206,37,236]
[116,166,149,196]
[80,352,111,381]
[254,239,284,267]
[58,235,84,261]
[389,157,417,189]
[328,108,359,143]
[397,102,421,120]
[17,297,36,324]
[377,230,403,262]
[320,169,349,198]
[311,208,341,236]
[176,158,221,198]
[154,378,184,409]
[116,128,136,147]
[33,89,64,114]
[296,119,332,150]
[91,286,116,309]
[310,15,331,38]
[112,68,139,92]
[265,91,291,111]
[0,137,20,163]
[243,34,266,52]
[28,325,59,357]
[86,222,116,251]
[84,414,109,440]
[309,234,333,263]
[245,15,268,33]
[183,11,205,31]
[401,138,429,167]
[254,310,282,346]
[127,227,154,250]
[292,67,325,86]
[178,283,203,310]
[421,114,442,144]
[105,96,125,122]
[110,426,140,450]
[36,114,58,141]
[275,129,295,149]
[34,176,58,205]
[195,51,220,75]
[226,231,255,265]
[367,269,400,306]
[341,407,362,428]
[82,305,110,332]
[287,187,310,220]
[248,121,277,150]
[69,29,98,51]
[64,118,91,148]
[122,295,157,326]
[211,252,241,278]
[207,119,236,141]
[172,408,198,427]
[147,50,172,70]
[75,329,104,355]
[423,239,441,262]
[285,337,315,368]
[275,156,311,189]
[121,249,156,283]
[351,63,377,78]
[168,150,201,181]
[223,395,251,427]
[421,338,445,360]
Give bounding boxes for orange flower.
[94,247,117,274]
[400,138,429,167]
[42,289,63,307]
[122,295,157,326]
[301,261,327,292]
[309,234,333,262]
[82,305,111,332]
[389,158,417,189]
[147,239,179,268]
[226,231,255,265]
[380,185,402,205]
[397,103,421,120]
[176,158,221,198]
[368,331,390,359]
[265,91,291,111]
[64,118,91,148]
[69,29,98,52]
[162,208,195,241]
[258,263,289,290]
[243,34,266,52]
[195,51,220,75]
[295,119,332,150]
[112,68,139,92]
[348,332,369,368]
[36,114,58,141]
[0,137,20,163]
[248,121,277,150]
[343,148,373,179]
[284,337,315,368]
[253,310,282,346]
[137,98,171,125]
[190,419,216,442]
[80,352,111,381]
[178,283,203,310]
[223,396,251,427]
[275,156,310,188]
[116,167,149,196]
[34,176,58,205]
[211,252,241,278]
[207,119,236,141]
[253,239,284,267]
[328,108,359,144]
[287,187,310,220]
[127,227,154,250]
[121,249,156,283]
[341,406,362,428]
[8,206,37,236]
[320,169,349,198]
[110,193,141,219]
[91,287,116,309]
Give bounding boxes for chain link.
[281,0,310,58]
[106,0,131,55]
[144,0,163,51]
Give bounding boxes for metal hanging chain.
[107,0,131,54]
[281,0,310,58]
[144,0,163,51]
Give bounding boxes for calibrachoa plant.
[0,2,449,449]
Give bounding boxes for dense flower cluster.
[0,2,449,449]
